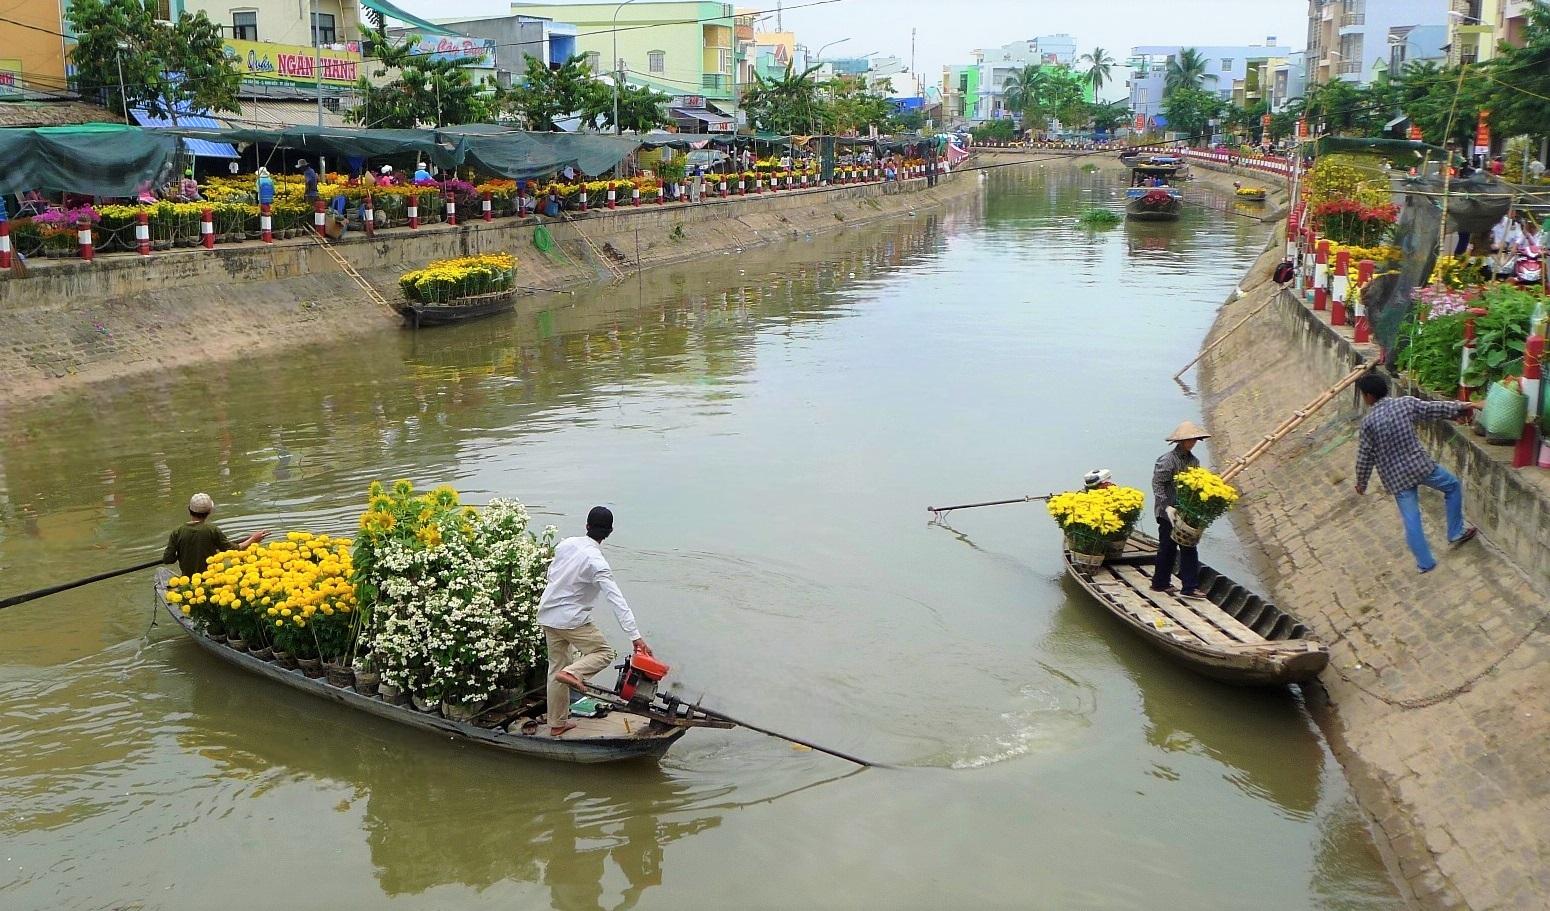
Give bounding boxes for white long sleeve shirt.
[536,536,641,640]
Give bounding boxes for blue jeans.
[1393,465,1466,571]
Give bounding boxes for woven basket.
[1065,535,1107,566]
[1167,507,1203,546]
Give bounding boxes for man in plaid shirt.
[1353,372,1482,572]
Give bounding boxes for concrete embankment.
[0,172,982,408]
[1197,229,1550,909]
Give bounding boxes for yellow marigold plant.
[1048,485,1147,552]
[398,253,517,303]
[1173,467,1239,529]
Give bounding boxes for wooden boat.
[161,599,726,763]
[397,289,516,328]
[1063,532,1330,686]
[1125,159,1183,221]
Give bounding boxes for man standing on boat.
[1150,422,1209,600]
[538,506,653,737]
[162,493,268,577]
[1353,372,1481,572]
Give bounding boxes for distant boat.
[396,289,516,328]
[1125,159,1183,221]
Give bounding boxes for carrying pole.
[0,558,163,611]
[1173,287,1288,381]
[1220,361,1376,484]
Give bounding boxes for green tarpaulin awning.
[171,125,468,169]
[0,123,180,197]
[438,126,641,179]
[359,0,453,35]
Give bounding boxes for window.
[231,11,257,41]
[1220,58,1233,70]
[648,50,665,73]
[148,0,171,20]
[719,48,732,73]
[311,12,336,45]
[584,50,601,73]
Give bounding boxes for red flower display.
[1312,199,1398,245]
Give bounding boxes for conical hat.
[1166,420,1211,442]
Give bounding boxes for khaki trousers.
[544,622,617,726]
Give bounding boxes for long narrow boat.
[1063,533,1329,685]
[162,599,722,763]
[397,289,517,329]
[1125,159,1183,221]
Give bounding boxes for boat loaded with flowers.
[1125,158,1183,221]
[160,481,731,763]
[1052,470,1328,686]
[395,253,520,327]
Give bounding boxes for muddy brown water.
[0,166,1403,910]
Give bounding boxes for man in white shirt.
[537,506,652,736]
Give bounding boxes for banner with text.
[224,40,362,87]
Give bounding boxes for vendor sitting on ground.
[162,493,268,577]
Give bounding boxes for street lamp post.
[613,0,640,134]
[815,37,851,61]
[115,40,130,125]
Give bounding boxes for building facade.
[0,0,68,92]
[509,2,737,105]
[1445,0,1538,66]
[1127,41,1291,125]
[1305,0,1449,85]
[950,35,1085,121]
[433,15,578,84]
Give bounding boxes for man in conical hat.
[1151,421,1210,599]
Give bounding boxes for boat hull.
[1125,202,1181,221]
[1063,533,1329,686]
[397,291,516,328]
[163,602,686,763]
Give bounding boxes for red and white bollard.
[606,186,616,209]
[1514,332,1544,467]
[719,178,728,197]
[78,217,94,261]
[482,191,493,220]
[0,218,11,270]
[632,187,641,207]
[738,177,746,195]
[1312,239,1329,312]
[363,195,375,237]
[1459,308,1489,401]
[408,194,420,229]
[135,210,151,256]
[311,200,325,238]
[199,208,216,248]
[260,202,273,243]
[1331,249,1350,326]
[1353,259,1374,343]
[446,196,458,225]
[755,177,764,194]
[656,185,666,205]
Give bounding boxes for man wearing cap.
[298,159,319,203]
[162,493,268,578]
[1151,421,1210,599]
[537,507,652,737]
[1083,468,1115,490]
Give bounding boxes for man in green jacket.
[162,493,267,577]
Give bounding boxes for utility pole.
[911,28,916,78]
[115,41,130,125]
[312,0,323,129]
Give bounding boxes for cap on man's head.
[188,493,215,515]
[586,506,614,535]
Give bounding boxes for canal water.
[0,164,1403,910]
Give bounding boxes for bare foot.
[554,670,585,690]
[550,721,578,737]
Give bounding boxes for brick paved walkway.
[1200,274,1550,910]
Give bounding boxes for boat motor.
[614,653,671,706]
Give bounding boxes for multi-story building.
[1305,0,1448,85]
[431,15,578,84]
[0,0,68,92]
[1445,0,1538,65]
[510,2,738,107]
[1127,41,1291,125]
[951,35,1085,121]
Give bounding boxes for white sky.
[402,0,1308,100]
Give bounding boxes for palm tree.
[1000,64,1047,124]
[1164,47,1210,96]
[743,63,825,133]
[1079,47,1115,94]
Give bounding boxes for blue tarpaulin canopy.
[131,106,239,159]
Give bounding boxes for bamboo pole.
[1220,361,1376,484]
[1173,287,1289,381]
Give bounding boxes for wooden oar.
[927,494,1053,519]
[665,695,887,768]
[1220,360,1376,483]
[0,558,163,611]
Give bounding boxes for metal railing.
[1340,13,1365,25]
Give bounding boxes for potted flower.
[1169,467,1240,545]
[1047,486,1146,565]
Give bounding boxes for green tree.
[1087,99,1131,134]
[595,82,670,133]
[1001,64,1046,126]
[1079,47,1115,94]
[824,74,893,134]
[502,53,599,131]
[742,63,826,134]
[1164,47,1210,96]
[1161,85,1223,143]
[67,0,240,121]
[350,27,491,128]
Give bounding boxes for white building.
[1126,40,1291,127]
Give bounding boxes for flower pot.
[274,649,298,670]
[1066,543,1106,567]
[324,662,353,688]
[297,657,324,678]
[441,699,487,723]
[227,637,248,652]
[1167,506,1204,547]
[251,646,275,661]
[411,695,441,715]
[379,682,408,705]
[352,668,381,696]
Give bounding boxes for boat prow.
[1064,533,1330,686]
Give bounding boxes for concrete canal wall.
[1198,228,1550,910]
[0,171,980,407]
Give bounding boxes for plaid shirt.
[1355,396,1471,493]
[1152,446,1200,519]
